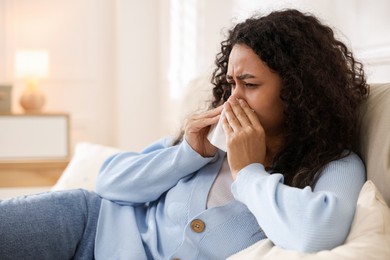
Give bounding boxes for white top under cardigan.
[94,137,365,260]
[207,157,234,208]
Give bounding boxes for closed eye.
[245,83,258,88]
[227,81,259,89]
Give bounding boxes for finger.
[185,106,223,129]
[223,102,241,131]
[186,113,220,132]
[187,105,222,128]
[192,105,223,120]
[228,97,251,127]
[237,99,260,125]
[221,116,232,134]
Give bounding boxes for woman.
[0,9,369,260]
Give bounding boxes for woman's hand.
[184,105,224,157]
[222,98,266,179]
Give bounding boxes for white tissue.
[207,110,227,152]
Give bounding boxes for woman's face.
[226,44,284,137]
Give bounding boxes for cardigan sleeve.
[231,152,365,253]
[96,137,216,205]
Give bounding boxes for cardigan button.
[191,219,205,233]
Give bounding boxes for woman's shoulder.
[314,151,366,190]
[330,151,365,169]
[322,151,366,177]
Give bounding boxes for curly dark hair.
[210,9,369,188]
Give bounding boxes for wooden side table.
[0,113,70,187]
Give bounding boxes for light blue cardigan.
[94,137,365,259]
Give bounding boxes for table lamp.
[15,50,49,113]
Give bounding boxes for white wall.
[339,0,390,83]
[113,0,162,150]
[0,1,6,82]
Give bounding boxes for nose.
[231,83,244,99]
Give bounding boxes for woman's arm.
[231,152,365,253]
[95,137,215,205]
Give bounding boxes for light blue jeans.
[0,189,101,260]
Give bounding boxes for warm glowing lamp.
[15,50,49,113]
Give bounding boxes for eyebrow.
[226,74,256,80]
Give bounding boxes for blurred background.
[1,0,389,152]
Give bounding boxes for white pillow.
[228,180,390,260]
[51,142,122,191]
[359,83,390,206]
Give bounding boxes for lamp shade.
[15,50,49,79]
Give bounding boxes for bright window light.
[169,0,198,99]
